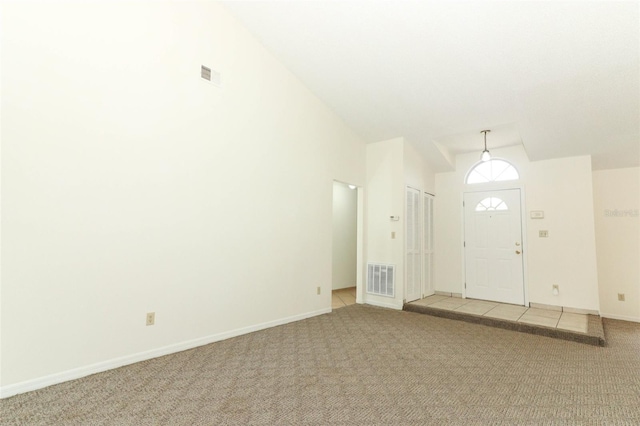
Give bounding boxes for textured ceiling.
[223,1,639,172]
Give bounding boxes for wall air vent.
[367,263,395,297]
[201,65,221,87]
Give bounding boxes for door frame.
[424,192,435,298]
[356,185,364,304]
[461,183,529,306]
[331,180,365,305]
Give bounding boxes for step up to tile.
[403,302,606,346]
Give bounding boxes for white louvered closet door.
[424,193,434,295]
[405,187,422,302]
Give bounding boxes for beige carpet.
[1,304,639,425]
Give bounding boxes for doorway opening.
[331,181,362,309]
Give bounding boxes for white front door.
[405,187,422,302]
[464,189,524,305]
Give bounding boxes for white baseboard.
[600,312,640,323]
[0,307,331,399]
[364,299,403,310]
[434,291,463,298]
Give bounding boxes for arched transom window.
[466,159,519,184]
[475,197,508,212]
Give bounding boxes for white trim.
[433,291,463,298]
[423,192,435,298]
[561,306,599,315]
[529,302,563,312]
[0,308,331,399]
[364,299,403,310]
[460,191,467,298]
[600,313,640,323]
[519,185,530,308]
[356,187,365,304]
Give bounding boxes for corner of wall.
[593,167,640,322]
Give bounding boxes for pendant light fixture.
[480,129,491,162]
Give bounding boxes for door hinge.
[464,282,467,289]
[463,241,466,247]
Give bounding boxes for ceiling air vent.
[201,65,221,87]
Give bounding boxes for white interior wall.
[593,168,640,322]
[364,138,435,308]
[434,146,600,311]
[332,182,357,290]
[404,141,436,195]
[524,155,599,310]
[365,138,405,309]
[0,1,366,395]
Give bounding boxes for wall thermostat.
[530,210,544,219]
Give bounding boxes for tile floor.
[332,287,357,309]
[411,294,589,333]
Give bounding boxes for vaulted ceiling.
[223,1,639,172]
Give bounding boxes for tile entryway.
[405,294,605,346]
[332,287,356,309]
[412,294,588,332]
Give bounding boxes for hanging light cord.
[481,129,491,161]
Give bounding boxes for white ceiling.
[222,1,639,172]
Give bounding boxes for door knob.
[515,250,521,255]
